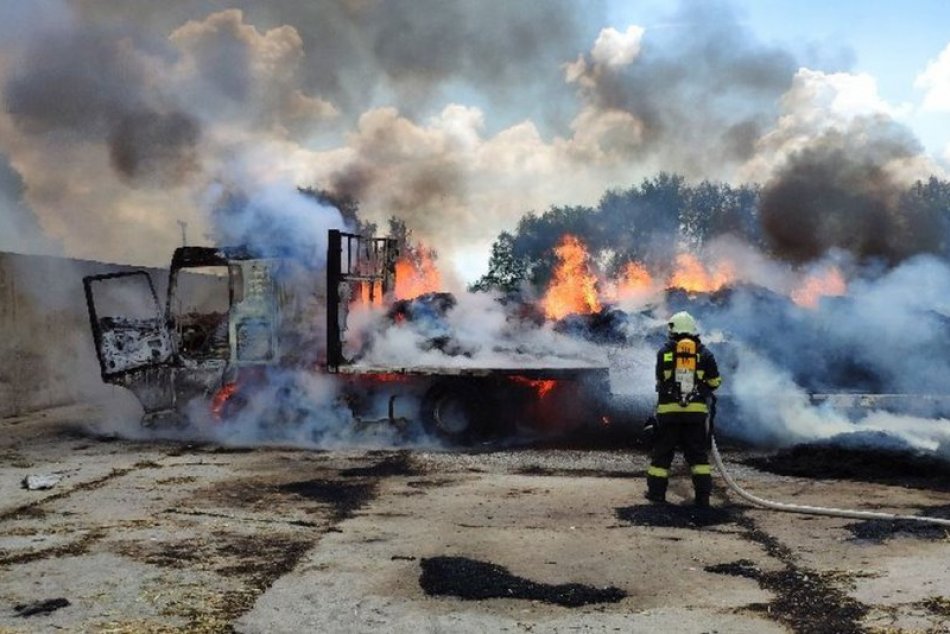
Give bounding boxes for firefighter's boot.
[691,464,712,508]
[645,467,668,504]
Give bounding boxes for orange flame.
[537,233,851,314]
[211,382,238,421]
[603,260,654,302]
[395,248,442,300]
[667,253,734,293]
[542,235,602,319]
[358,280,384,306]
[791,267,847,309]
[363,372,412,384]
[510,376,558,398]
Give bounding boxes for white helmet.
[668,311,698,336]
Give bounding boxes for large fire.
[537,233,849,319]
[542,235,602,320]
[394,248,442,300]
[791,266,847,309]
[540,237,741,319]
[666,253,734,293]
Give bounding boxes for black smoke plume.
[759,118,944,264]
[5,26,201,186]
[109,109,201,185]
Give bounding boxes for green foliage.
[475,172,950,295]
[899,176,950,256]
[469,232,530,293]
[473,173,762,293]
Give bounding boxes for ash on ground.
[419,556,626,607]
[614,503,738,529]
[846,504,950,542]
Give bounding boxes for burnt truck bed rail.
[327,229,398,372]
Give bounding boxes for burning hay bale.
[384,292,472,357]
[553,307,632,345]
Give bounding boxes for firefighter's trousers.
[646,411,712,502]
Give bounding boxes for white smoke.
[353,290,606,370]
[647,251,950,460]
[732,348,950,459]
[1,2,948,459]
[194,371,435,450]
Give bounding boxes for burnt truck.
[83,230,611,442]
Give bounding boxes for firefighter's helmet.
[668,311,698,336]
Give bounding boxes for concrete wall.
[0,252,169,418]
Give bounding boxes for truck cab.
[83,246,282,424]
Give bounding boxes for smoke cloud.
[759,118,942,264]
[0,1,948,457]
[0,154,57,255]
[3,0,942,274]
[109,109,201,185]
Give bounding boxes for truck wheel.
[420,383,495,444]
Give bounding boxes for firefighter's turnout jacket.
[654,337,721,414]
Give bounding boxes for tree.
[900,176,950,258]
[470,232,530,293]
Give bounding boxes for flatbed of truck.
[336,365,609,379]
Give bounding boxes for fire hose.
[704,398,950,528]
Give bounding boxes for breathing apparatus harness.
[705,395,950,528]
[644,334,710,436]
[672,336,701,407]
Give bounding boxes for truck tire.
[420,382,497,444]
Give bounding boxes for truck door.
[83,271,176,418]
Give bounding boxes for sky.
[0,0,949,284]
[607,0,950,157]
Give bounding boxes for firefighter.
[645,311,722,508]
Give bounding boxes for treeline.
[472,173,950,293]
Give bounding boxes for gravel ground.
[0,405,948,633]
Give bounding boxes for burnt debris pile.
[554,307,632,345]
[419,556,626,607]
[744,444,950,492]
[705,559,868,634]
[384,292,473,357]
[846,504,950,542]
[13,598,71,618]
